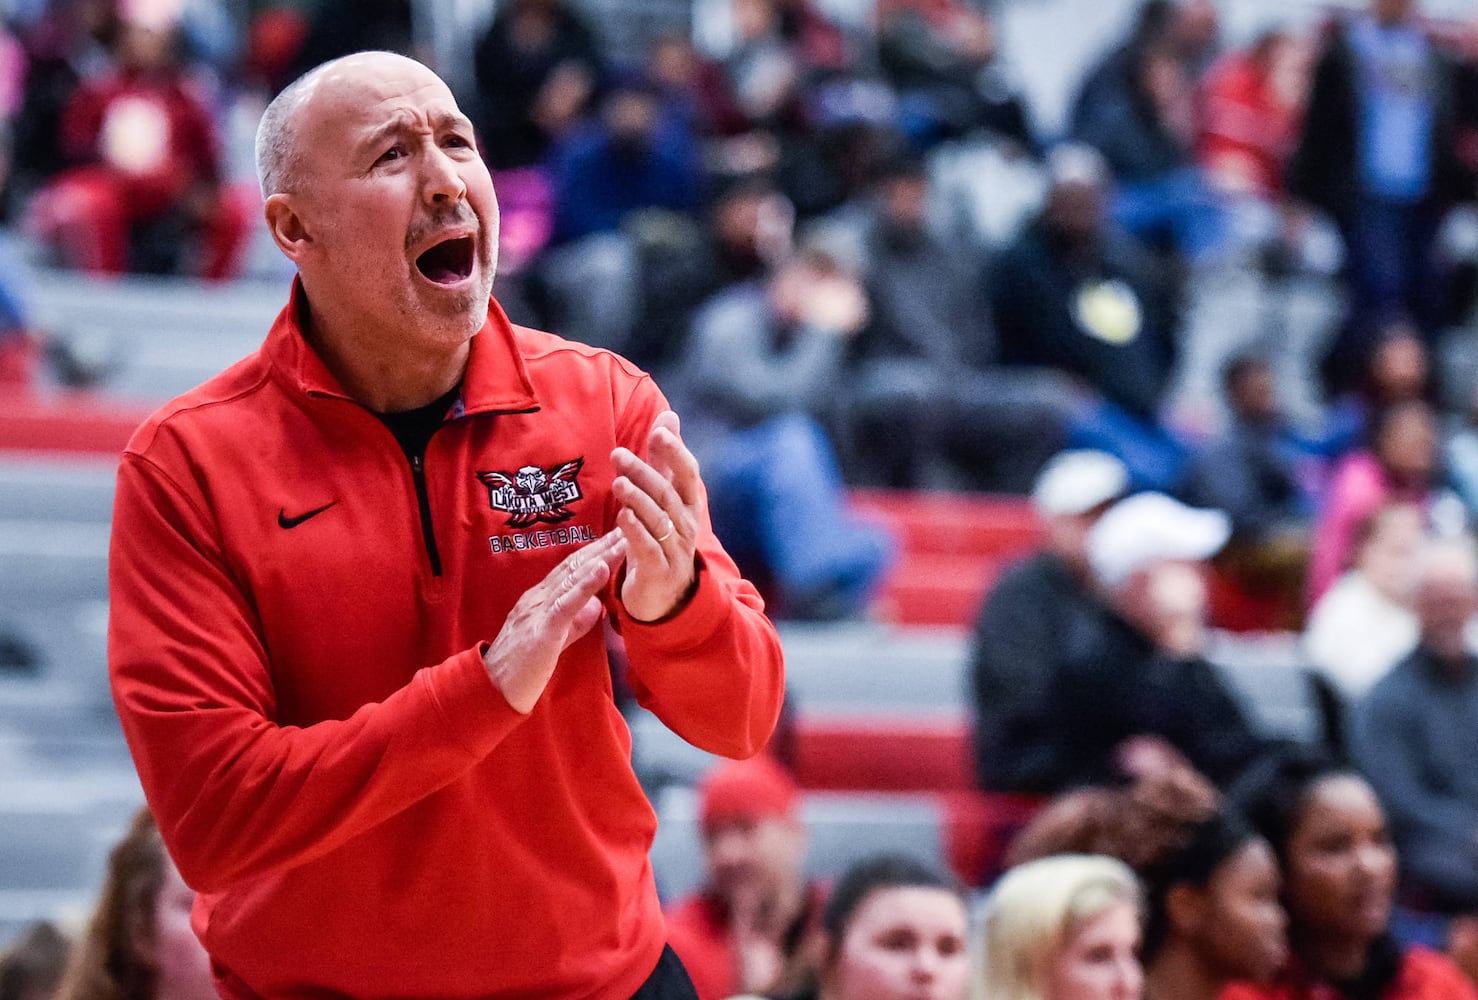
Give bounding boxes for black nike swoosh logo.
[277,501,339,529]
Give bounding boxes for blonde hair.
[976,854,1141,1000]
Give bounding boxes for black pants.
[629,945,699,1000]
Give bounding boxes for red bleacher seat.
[786,710,1045,886]
[790,712,975,793]
[0,397,146,456]
[848,488,1042,629]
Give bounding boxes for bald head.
[1414,536,1478,660]
[255,51,443,199]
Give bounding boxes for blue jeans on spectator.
[1067,399,1191,494]
[1343,196,1445,332]
[1112,167,1228,264]
[703,413,896,619]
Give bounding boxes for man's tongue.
[417,237,472,284]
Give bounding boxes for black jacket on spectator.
[1290,20,1474,223]
[970,551,1106,792]
[990,219,1174,419]
[1071,49,1187,183]
[472,2,605,170]
[1022,607,1268,793]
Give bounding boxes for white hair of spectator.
[1413,534,1478,592]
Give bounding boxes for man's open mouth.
[415,236,475,284]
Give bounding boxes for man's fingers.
[649,430,702,508]
[542,532,624,608]
[564,595,605,648]
[611,450,688,532]
[647,412,703,508]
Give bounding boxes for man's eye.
[377,146,405,164]
[444,134,472,149]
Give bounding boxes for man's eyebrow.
[356,110,473,155]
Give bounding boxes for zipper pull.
[412,454,423,472]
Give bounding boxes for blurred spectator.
[53,807,214,1000]
[283,0,413,84]
[25,13,250,278]
[548,73,701,246]
[1071,1,1226,263]
[472,0,604,170]
[977,854,1143,1000]
[238,7,307,96]
[990,145,1186,492]
[831,151,1081,490]
[11,0,117,201]
[626,175,792,376]
[1290,0,1477,366]
[1304,502,1425,702]
[876,0,1035,154]
[1140,810,1289,1000]
[0,920,70,1000]
[694,0,808,142]
[1355,536,1478,915]
[969,450,1128,793]
[1182,354,1319,629]
[531,72,703,354]
[670,246,894,619]
[1198,28,1308,202]
[1183,355,1318,553]
[1226,750,1478,1000]
[1053,491,1266,791]
[1321,320,1432,467]
[1309,399,1445,603]
[778,117,900,223]
[666,757,824,1000]
[813,854,968,1000]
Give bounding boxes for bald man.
[107,52,784,999]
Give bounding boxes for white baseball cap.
[1087,492,1232,588]
[1031,450,1130,518]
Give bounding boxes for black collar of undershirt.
[376,383,462,460]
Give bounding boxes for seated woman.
[53,806,215,1000]
[1140,809,1288,1000]
[1303,502,1425,702]
[978,853,1143,1000]
[805,853,970,1000]
[1224,751,1478,1000]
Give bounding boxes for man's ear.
[265,194,312,262]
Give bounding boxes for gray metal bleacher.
[0,451,141,947]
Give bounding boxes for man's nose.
[423,146,467,204]
[909,948,939,981]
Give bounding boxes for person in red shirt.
[665,756,827,1000]
[1224,751,1478,1000]
[26,13,250,279]
[107,51,785,998]
[1197,29,1308,199]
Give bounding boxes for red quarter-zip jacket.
[107,283,785,998]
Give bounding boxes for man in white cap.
[1041,491,1268,791]
[969,449,1129,791]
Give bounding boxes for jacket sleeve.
[607,370,786,759]
[108,452,529,893]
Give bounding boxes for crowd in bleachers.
[9,0,1478,998]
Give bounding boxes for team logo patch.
[477,458,584,528]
